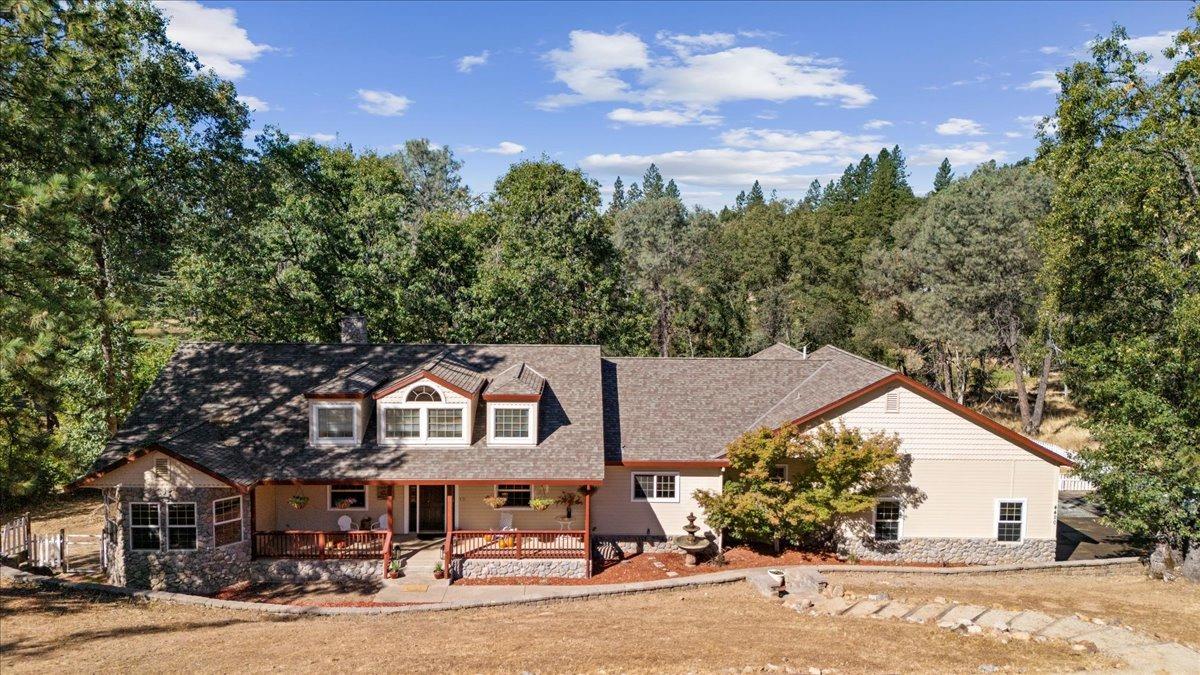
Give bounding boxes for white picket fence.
[1060,474,1095,492]
[1,514,31,559]
[29,531,65,570]
[1,514,107,573]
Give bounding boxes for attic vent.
[885,390,900,413]
[153,457,171,479]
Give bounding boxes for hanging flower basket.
[287,495,309,510]
[529,497,555,512]
[483,496,508,510]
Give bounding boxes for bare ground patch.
[1,576,1119,673]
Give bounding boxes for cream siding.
[591,467,723,537]
[89,451,228,489]
[253,484,403,533]
[818,383,1059,541]
[456,485,584,530]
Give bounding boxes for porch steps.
[391,537,445,581]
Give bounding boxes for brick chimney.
[339,314,368,343]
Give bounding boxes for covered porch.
[249,481,594,579]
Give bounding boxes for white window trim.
[772,464,789,482]
[328,485,369,511]
[487,402,537,446]
[630,472,680,503]
[995,497,1028,543]
[493,484,534,510]
[377,381,470,446]
[128,502,161,551]
[212,496,243,548]
[872,498,903,542]
[310,402,359,446]
[164,502,198,552]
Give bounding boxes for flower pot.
[767,569,785,587]
[433,570,445,580]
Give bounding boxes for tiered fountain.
[673,512,711,566]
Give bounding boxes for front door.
[417,485,446,533]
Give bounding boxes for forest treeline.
[2,2,1196,553]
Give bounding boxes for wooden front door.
[417,486,445,533]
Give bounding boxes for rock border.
[816,556,1143,576]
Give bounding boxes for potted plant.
[432,561,445,579]
[556,490,582,519]
[287,494,309,510]
[482,495,507,510]
[387,560,403,579]
[767,569,786,588]
[529,497,555,512]
[334,498,356,510]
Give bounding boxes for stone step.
[974,609,1019,631]
[843,599,887,618]
[939,604,988,626]
[1037,616,1107,641]
[812,596,854,615]
[873,601,913,620]
[1111,641,1200,672]
[906,602,952,624]
[1071,626,1158,653]
[1007,610,1056,634]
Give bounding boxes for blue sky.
[156,0,1188,208]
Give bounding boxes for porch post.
[383,488,395,573]
[248,485,257,559]
[443,486,454,581]
[583,487,592,578]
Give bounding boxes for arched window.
[406,385,441,402]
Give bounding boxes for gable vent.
[885,390,900,413]
[153,457,171,479]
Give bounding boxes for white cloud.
[655,31,736,56]
[356,89,411,116]
[464,141,526,155]
[1124,30,1180,74]
[607,107,722,126]
[539,30,873,111]
[292,132,337,144]
[582,148,836,190]
[720,128,883,159]
[457,50,490,73]
[1021,70,1059,91]
[1004,131,1023,138]
[912,142,1007,167]
[935,117,986,136]
[862,119,892,130]
[756,110,779,120]
[155,1,271,80]
[237,95,270,112]
[1038,46,1060,55]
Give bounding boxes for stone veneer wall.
[455,557,587,579]
[113,486,251,593]
[839,536,1057,565]
[593,535,684,558]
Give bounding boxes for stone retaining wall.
[839,536,1056,565]
[249,558,381,583]
[594,535,688,558]
[456,557,587,579]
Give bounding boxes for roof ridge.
[177,341,605,348]
[741,361,833,436]
[815,344,894,372]
[604,356,833,362]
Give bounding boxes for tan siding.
[591,467,723,537]
[456,485,582,530]
[257,483,402,532]
[823,383,1059,540]
[89,451,228,488]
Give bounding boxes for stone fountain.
[673,512,711,566]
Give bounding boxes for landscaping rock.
[782,595,814,612]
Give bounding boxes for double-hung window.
[487,404,536,445]
[996,499,1025,542]
[495,484,532,508]
[213,496,243,547]
[313,404,356,443]
[166,503,197,550]
[873,499,902,542]
[384,408,420,438]
[329,484,367,510]
[129,503,161,551]
[631,473,678,503]
[427,408,463,438]
[380,383,468,444]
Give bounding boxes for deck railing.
[449,530,587,559]
[253,530,388,559]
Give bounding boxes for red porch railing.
[449,530,587,559]
[253,530,388,559]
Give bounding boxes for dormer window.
[311,403,357,444]
[407,385,440,402]
[376,380,471,445]
[486,403,537,445]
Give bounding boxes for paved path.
[1057,492,1148,561]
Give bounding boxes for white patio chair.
[498,511,515,531]
[374,514,388,531]
[337,515,353,532]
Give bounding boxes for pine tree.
[665,178,681,201]
[933,158,954,192]
[642,164,665,199]
[803,179,822,209]
[735,190,747,210]
[611,176,626,212]
[627,181,643,202]
[747,180,766,207]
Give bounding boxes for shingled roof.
[86,343,604,485]
[81,341,911,486]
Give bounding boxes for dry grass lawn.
[0,494,105,535]
[829,570,1200,649]
[0,578,1119,674]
